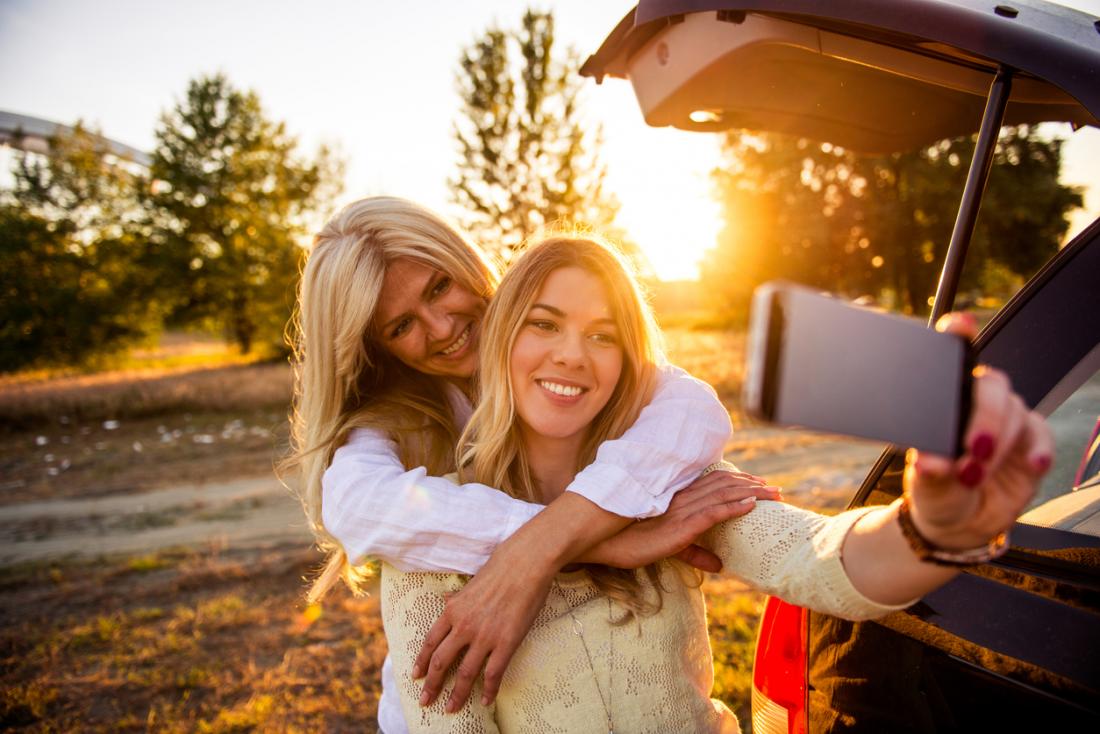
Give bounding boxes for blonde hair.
[285,196,499,601]
[457,236,669,619]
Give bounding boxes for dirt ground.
[0,543,388,732]
[0,423,879,566]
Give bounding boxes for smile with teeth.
[538,380,587,397]
[440,324,472,356]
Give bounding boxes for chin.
[530,420,589,441]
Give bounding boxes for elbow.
[699,399,733,454]
[319,470,354,552]
[840,607,896,622]
[709,399,733,437]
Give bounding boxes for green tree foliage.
[451,9,619,259]
[0,123,155,371]
[703,126,1082,318]
[146,74,342,354]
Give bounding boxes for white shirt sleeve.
[322,427,543,575]
[564,362,732,518]
[324,364,730,573]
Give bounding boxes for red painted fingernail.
[960,312,977,330]
[958,460,984,488]
[971,433,995,461]
[1033,454,1052,473]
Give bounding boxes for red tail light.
[752,596,808,734]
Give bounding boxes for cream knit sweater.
[381,497,911,733]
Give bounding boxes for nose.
[551,330,587,369]
[422,303,452,342]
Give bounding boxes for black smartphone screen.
[751,284,972,457]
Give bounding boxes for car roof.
[581,0,1100,152]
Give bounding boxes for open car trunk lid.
[580,0,1100,154]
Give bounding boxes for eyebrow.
[380,271,444,334]
[529,303,616,326]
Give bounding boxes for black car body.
[583,1,1100,731]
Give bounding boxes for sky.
[1,0,1098,280]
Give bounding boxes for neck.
[520,425,585,504]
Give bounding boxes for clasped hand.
[904,313,1052,551]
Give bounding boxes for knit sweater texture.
[381,492,911,733]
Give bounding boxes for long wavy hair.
[285,196,499,601]
[457,236,669,618]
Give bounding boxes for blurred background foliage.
[450,10,630,263]
[1,74,342,372]
[702,126,1082,320]
[0,8,1084,374]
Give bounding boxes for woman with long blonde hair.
[287,197,771,733]
[385,236,1052,732]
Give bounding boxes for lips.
[536,378,589,401]
[438,323,473,358]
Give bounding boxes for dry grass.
[0,362,292,430]
[0,546,387,732]
[0,547,762,733]
[664,328,747,403]
[704,579,766,729]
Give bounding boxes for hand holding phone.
[743,282,972,457]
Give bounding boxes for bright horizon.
[1,0,1097,280]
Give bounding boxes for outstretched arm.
[841,313,1052,605]
[700,314,1052,614]
[322,427,543,574]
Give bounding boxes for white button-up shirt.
[320,363,731,732]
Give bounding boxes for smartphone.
[743,281,973,457]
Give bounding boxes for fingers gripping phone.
[743,282,973,458]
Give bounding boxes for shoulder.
[328,426,398,464]
[653,362,721,401]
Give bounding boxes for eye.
[589,331,619,346]
[527,319,557,333]
[390,317,414,339]
[430,275,452,298]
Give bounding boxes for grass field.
[0,328,823,732]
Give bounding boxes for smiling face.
[373,258,485,382]
[509,266,624,446]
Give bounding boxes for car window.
[1018,358,1100,538]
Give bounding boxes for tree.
[146,74,342,354]
[450,9,620,259]
[702,126,1082,318]
[1,123,155,371]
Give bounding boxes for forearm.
[501,492,632,574]
[702,501,918,620]
[323,429,542,574]
[840,500,958,605]
[564,364,731,518]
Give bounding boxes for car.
[581,1,1100,731]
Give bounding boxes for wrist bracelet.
[897,495,1010,567]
